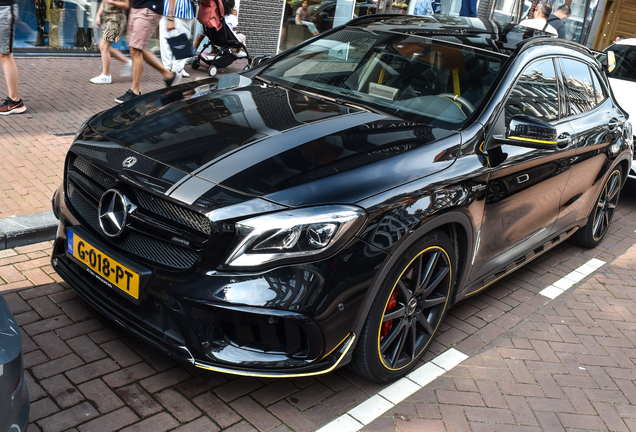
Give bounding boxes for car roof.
[348,14,587,57]
[613,38,636,46]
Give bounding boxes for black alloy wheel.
[353,230,455,382]
[573,168,622,248]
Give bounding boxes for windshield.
[260,27,505,128]
[606,44,636,83]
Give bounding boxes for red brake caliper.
[381,289,398,341]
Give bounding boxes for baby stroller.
[192,0,251,76]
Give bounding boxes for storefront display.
[278,0,375,52]
[13,0,159,52]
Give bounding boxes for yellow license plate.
[67,230,140,299]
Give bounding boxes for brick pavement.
[0,56,247,219]
[0,185,634,431]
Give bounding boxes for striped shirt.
[163,0,194,19]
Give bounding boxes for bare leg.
[100,39,113,76]
[109,47,128,64]
[193,33,204,51]
[0,53,19,101]
[142,49,173,81]
[130,47,144,95]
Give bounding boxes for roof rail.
[346,13,411,26]
[515,37,593,57]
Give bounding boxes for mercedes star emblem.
[98,190,136,237]
[122,156,137,168]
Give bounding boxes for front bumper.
[51,230,356,378]
[50,182,378,376]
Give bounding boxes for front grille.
[66,153,208,269]
[134,190,211,235]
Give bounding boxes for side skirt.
[457,226,579,300]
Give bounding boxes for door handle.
[608,118,619,130]
[557,132,571,149]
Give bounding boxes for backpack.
[198,0,225,31]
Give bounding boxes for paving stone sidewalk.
[0,56,246,219]
[0,186,634,431]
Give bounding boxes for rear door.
[551,58,626,231]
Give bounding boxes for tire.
[191,59,200,70]
[352,230,455,383]
[208,66,217,77]
[572,167,622,248]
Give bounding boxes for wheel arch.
[618,158,630,188]
[350,210,475,349]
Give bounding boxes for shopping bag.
[166,33,196,60]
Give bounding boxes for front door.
[467,58,574,287]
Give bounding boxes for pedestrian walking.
[159,0,194,77]
[519,3,558,36]
[115,0,181,104]
[0,0,26,115]
[90,0,133,84]
[546,4,570,39]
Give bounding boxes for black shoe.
[165,72,182,88]
[0,97,27,115]
[115,90,141,104]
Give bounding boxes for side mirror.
[250,56,273,69]
[494,115,557,150]
[597,51,616,73]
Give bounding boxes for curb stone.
[0,211,59,250]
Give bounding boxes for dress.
[101,2,127,42]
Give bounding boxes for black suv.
[51,15,633,383]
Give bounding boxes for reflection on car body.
[51,15,632,383]
[0,295,30,432]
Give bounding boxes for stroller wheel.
[208,66,218,77]
[192,59,200,70]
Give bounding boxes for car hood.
[87,74,457,209]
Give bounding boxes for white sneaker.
[121,60,132,77]
[176,68,190,77]
[235,51,247,58]
[90,73,112,84]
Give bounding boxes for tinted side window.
[607,45,636,82]
[505,59,559,125]
[560,58,596,115]
[589,68,607,105]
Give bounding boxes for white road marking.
[539,258,605,299]
[316,348,467,432]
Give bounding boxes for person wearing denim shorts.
[0,0,26,115]
[115,0,182,103]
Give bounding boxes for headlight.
[223,206,367,269]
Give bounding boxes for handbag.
[166,33,196,60]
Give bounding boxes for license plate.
[67,230,140,299]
